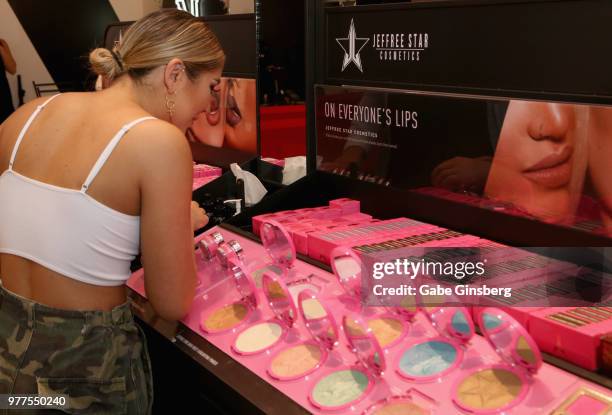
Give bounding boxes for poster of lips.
[316,85,612,237]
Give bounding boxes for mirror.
[478,308,542,372]
[260,220,296,269]
[262,272,297,327]
[298,290,338,350]
[343,315,386,376]
[424,307,474,343]
[229,258,258,308]
[330,246,362,298]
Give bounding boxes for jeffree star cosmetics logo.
[336,19,370,73]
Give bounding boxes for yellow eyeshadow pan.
[269,344,323,379]
[456,368,523,411]
[202,302,248,332]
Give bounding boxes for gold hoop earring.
[165,92,176,120]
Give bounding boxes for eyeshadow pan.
[311,369,370,409]
[201,302,248,332]
[269,343,323,379]
[234,321,283,354]
[455,368,523,411]
[398,340,458,378]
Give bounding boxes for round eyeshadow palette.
[233,321,283,354]
[455,368,524,412]
[201,302,248,333]
[269,343,323,380]
[310,369,370,409]
[398,340,458,379]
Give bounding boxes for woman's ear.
[163,58,186,93]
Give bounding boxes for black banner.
[325,0,612,103]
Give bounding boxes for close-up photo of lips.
[484,100,589,225]
[522,144,574,190]
[187,77,257,153]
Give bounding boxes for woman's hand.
[191,201,208,231]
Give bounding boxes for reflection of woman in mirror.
[189,77,225,146]
[484,101,588,224]
[188,77,257,153]
[586,106,612,235]
[224,78,257,153]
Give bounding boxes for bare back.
[0,92,196,314]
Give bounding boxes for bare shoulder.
[125,120,193,170]
[0,96,54,155]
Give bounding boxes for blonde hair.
[89,9,224,82]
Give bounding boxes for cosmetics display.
[127,224,612,414]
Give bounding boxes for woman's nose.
[527,103,574,142]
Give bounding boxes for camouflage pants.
[0,285,153,414]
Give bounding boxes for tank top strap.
[80,116,157,192]
[8,94,61,170]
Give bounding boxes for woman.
[189,77,257,153]
[0,10,223,413]
[0,38,16,123]
[189,77,226,146]
[223,78,257,153]
[484,100,588,224]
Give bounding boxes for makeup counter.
[126,1,612,414]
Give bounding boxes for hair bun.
[89,47,123,79]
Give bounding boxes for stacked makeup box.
[252,198,374,256]
[252,198,502,265]
[471,263,612,372]
[192,163,222,191]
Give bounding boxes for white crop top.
[0,94,156,286]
